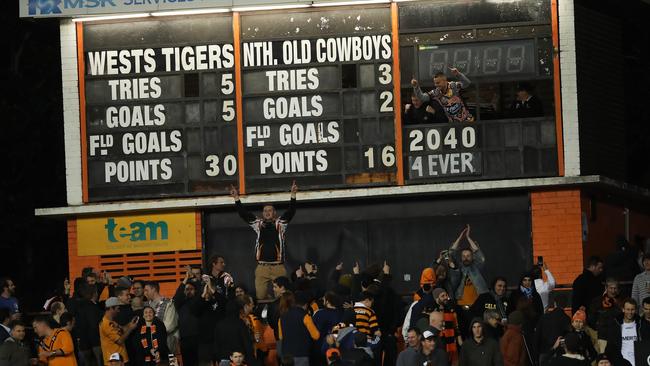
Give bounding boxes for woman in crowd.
[134,306,169,366]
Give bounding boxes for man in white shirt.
[533,262,556,311]
[605,298,639,366]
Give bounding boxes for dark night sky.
[1,0,649,312]
[2,2,68,310]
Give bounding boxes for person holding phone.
[231,181,297,300]
[532,258,556,311]
[100,297,138,366]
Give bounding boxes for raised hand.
[425,105,435,114]
[449,67,460,76]
[410,78,419,87]
[353,261,360,275]
[290,180,298,198]
[229,185,239,200]
[336,262,343,271]
[383,260,390,275]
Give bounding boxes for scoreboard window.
[398,0,558,183]
[240,6,398,193]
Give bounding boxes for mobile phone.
[537,256,544,266]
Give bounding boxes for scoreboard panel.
[78,0,557,202]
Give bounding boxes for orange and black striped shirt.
[352,303,379,336]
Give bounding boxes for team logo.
[28,0,62,15]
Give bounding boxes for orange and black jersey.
[352,303,379,336]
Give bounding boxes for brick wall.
[531,189,584,285]
[67,212,203,297]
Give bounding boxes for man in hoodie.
[471,277,509,322]
[605,298,640,366]
[416,329,449,366]
[460,319,503,366]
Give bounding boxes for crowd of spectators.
[1,187,649,366]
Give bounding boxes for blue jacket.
[449,248,488,300]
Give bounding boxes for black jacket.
[280,306,317,358]
[508,287,544,324]
[535,308,571,355]
[571,270,603,314]
[213,304,255,365]
[471,292,509,320]
[459,337,504,366]
[173,284,200,339]
[403,100,447,124]
[548,355,590,366]
[0,337,31,366]
[70,299,102,350]
[133,318,169,366]
[604,314,642,366]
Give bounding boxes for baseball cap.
[109,353,122,362]
[105,297,120,309]
[422,328,439,339]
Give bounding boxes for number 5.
[221,74,234,95]
[222,100,235,122]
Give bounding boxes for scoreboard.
[80,1,557,202]
[239,8,396,192]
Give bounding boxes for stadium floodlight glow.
[231,4,312,11]
[313,0,389,6]
[71,13,151,22]
[151,8,231,16]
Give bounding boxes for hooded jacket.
[460,319,504,366]
[508,273,544,323]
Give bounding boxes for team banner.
[76,212,198,256]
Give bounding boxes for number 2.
[379,91,393,112]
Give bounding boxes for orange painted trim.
[390,3,404,185]
[233,12,246,195]
[77,22,89,202]
[551,0,565,177]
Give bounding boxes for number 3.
[378,64,392,85]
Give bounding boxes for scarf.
[491,291,507,318]
[520,286,533,299]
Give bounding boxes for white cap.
[109,353,122,362]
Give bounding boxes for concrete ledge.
[36,175,650,217]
